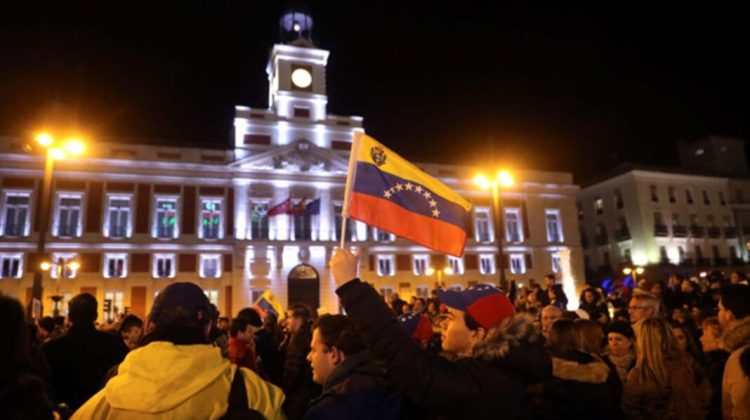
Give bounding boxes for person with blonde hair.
[622,317,703,419]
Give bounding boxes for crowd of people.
[2,250,750,419]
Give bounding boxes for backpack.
[219,367,266,420]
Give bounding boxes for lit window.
[54,194,83,238]
[379,288,393,301]
[415,286,430,298]
[448,256,464,274]
[376,255,395,276]
[1,192,31,237]
[545,209,564,243]
[250,200,270,240]
[104,291,124,320]
[200,254,222,278]
[0,253,23,279]
[505,208,523,243]
[51,253,79,279]
[594,198,604,215]
[104,253,128,279]
[204,290,219,307]
[479,254,495,275]
[105,195,132,239]
[413,255,430,276]
[153,254,176,278]
[373,227,395,242]
[509,254,526,274]
[474,208,493,242]
[153,197,179,239]
[551,252,561,273]
[199,198,223,240]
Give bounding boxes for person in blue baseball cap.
[329,248,551,419]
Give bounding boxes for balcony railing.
[680,258,694,267]
[707,227,721,238]
[697,258,711,266]
[672,225,688,237]
[690,225,705,237]
[731,257,744,266]
[654,224,669,237]
[724,227,738,238]
[714,258,728,267]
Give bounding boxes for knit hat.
[397,312,433,342]
[607,320,635,340]
[437,284,515,330]
[149,282,212,327]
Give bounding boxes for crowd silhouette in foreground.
[2,251,750,419]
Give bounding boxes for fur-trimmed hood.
[720,316,750,352]
[552,356,610,384]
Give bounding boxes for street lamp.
[474,170,515,290]
[622,266,645,284]
[426,266,454,288]
[41,257,80,317]
[28,132,85,319]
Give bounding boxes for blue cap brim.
[437,289,468,311]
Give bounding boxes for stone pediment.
[231,140,349,173]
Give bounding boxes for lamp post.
[28,133,85,319]
[622,266,645,284]
[474,170,514,291]
[41,258,80,317]
[426,266,454,288]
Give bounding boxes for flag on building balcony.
[343,132,472,257]
[253,290,284,319]
[251,204,268,223]
[267,198,291,216]
[289,198,308,216]
[305,198,321,216]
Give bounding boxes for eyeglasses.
[628,305,649,311]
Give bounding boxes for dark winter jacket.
[621,357,703,420]
[337,279,552,420]
[282,321,321,420]
[532,351,622,420]
[255,329,284,387]
[704,350,729,420]
[304,351,407,420]
[719,316,750,420]
[579,301,610,325]
[42,323,128,411]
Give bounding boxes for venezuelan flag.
[253,290,284,319]
[343,132,472,257]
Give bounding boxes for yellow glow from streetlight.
[473,174,491,190]
[40,261,51,271]
[443,267,454,276]
[64,139,85,156]
[67,261,80,271]
[36,133,54,148]
[635,267,645,275]
[497,170,514,188]
[49,148,67,160]
[622,267,632,275]
[425,267,435,276]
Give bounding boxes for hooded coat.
[719,316,750,420]
[336,279,552,420]
[70,341,286,420]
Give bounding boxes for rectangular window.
[55,194,83,238]
[650,185,658,202]
[104,254,127,279]
[594,198,604,215]
[204,290,219,307]
[200,198,223,240]
[723,215,732,227]
[474,208,492,242]
[373,227,395,242]
[668,187,676,203]
[614,190,624,210]
[479,254,495,275]
[200,254,222,278]
[379,288,393,301]
[576,201,584,219]
[376,255,395,276]
[509,254,526,274]
[719,191,726,206]
[448,256,464,275]
[707,215,715,227]
[654,212,664,225]
[1,192,31,237]
[545,209,564,243]
[249,201,270,240]
[685,188,694,205]
[51,253,79,279]
[153,254,176,278]
[0,253,23,279]
[551,252,561,273]
[412,255,429,276]
[504,208,523,243]
[294,212,312,241]
[415,286,430,298]
[104,291,124,319]
[154,197,179,239]
[334,204,353,242]
[703,190,711,205]
[106,195,132,239]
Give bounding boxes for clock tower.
[267,5,329,121]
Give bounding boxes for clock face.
[291,68,312,88]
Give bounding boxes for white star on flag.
[415,185,423,193]
[384,190,392,199]
[429,199,437,207]
[395,183,404,191]
[432,209,440,218]
[405,182,413,190]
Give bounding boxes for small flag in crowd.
[343,132,472,257]
[253,290,284,319]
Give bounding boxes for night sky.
[1,2,747,182]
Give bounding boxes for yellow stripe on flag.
[353,133,472,211]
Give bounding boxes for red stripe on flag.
[349,192,467,257]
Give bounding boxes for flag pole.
[340,132,363,249]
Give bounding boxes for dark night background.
[0,2,747,182]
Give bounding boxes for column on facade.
[233,181,249,240]
[317,188,332,241]
[271,186,290,240]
